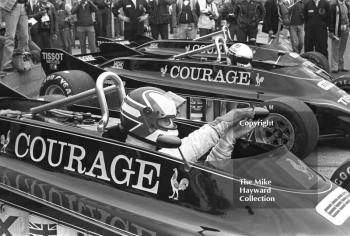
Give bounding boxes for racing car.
[0,73,350,235]
[39,33,350,160]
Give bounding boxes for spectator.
[56,2,73,53]
[233,0,265,43]
[112,0,150,41]
[303,0,330,58]
[197,0,219,36]
[329,0,349,73]
[221,0,238,40]
[262,0,280,41]
[0,0,31,72]
[31,0,58,49]
[288,0,305,53]
[71,0,98,54]
[148,0,174,39]
[171,0,199,39]
[93,0,108,38]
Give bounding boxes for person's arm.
[88,0,98,12]
[71,2,79,14]
[212,3,219,19]
[160,108,254,162]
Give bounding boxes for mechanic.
[120,86,255,162]
[220,0,239,41]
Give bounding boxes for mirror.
[156,135,182,149]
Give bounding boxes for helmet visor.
[157,117,177,130]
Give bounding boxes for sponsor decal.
[29,222,57,236]
[97,40,131,47]
[316,187,350,225]
[42,52,64,70]
[77,55,96,62]
[317,80,335,90]
[0,130,10,153]
[168,168,189,200]
[0,169,157,236]
[0,216,18,235]
[337,94,350,106]
[160,65,258,86]
[255,73,264,86]
[113,61,124,69]
[148,43,158,49]
[185,44,222,54]
[9,130,161,194]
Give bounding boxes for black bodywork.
[0,79,350,235]
[40,40,350,142]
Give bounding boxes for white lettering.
[30,136,46,162]
[110,155,135,185]
[15,132,30,158]
[64,144,87,174]
[85,150,111,181]
[132,159,160,194]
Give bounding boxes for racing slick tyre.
[255,97,319,159]
[331,160,350,191]
[40,70,95,97]
[333,75,350,93]
[301,51,330,73]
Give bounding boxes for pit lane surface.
[305,141,350,179]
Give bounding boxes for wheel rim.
[45,85,66,96]
[254,113,295,149]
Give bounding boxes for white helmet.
[228,43,253,68]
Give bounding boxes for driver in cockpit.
[120,85,257,162]
[228,43,253,68]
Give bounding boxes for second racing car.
[39,34,350,160]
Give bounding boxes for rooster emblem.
[160,65,168,77]
[185,45,191,52]
[286,158,314,180]
[0,130,10,153]
[168,168,189,200]
[255,73,264,86]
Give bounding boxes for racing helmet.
[120,87,179,144]
[228,43,253,68]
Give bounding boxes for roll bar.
[30,72,126,133]
[193,26,232,42]
[95,72,125,132]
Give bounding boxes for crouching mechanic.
[120,87,256,162]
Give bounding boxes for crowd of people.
[0,0,349,73]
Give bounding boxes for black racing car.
[38,34,350,160]
[0,73,350,235]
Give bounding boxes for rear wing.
[40,48,106,79]
[40,45,143,79]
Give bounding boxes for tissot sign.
[3,126,161,195]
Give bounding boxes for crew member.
[220,0,239,41]
[329,0,350,73]
[0,0,31,72]
[112,0,150,41]
[233,0,265,43]
[303,0,330,58]
[120,86,257,162]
